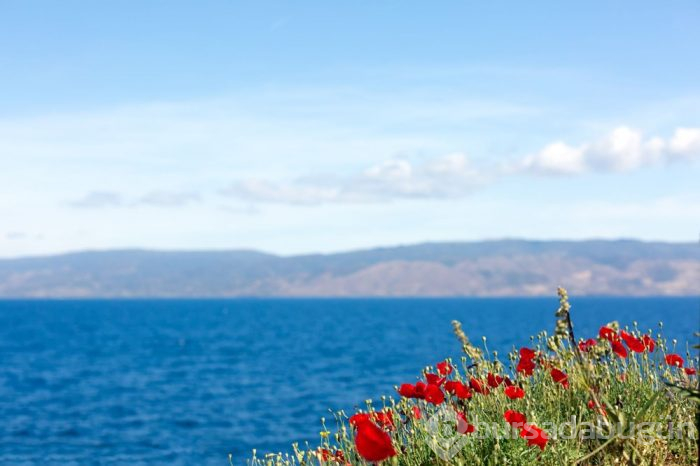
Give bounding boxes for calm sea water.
[0,298,698,465]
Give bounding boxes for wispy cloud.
[68,191,124,208]
[5,232,43,241]
[222,153,486,205]
[136,191,201,207]
[68,190,200,209]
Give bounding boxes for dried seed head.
[452,320,484,361]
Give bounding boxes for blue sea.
[0,298,698,465]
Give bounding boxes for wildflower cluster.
[246,292,698,466]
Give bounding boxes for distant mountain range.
[0,240,698,297]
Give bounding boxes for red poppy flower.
[620,331,645,353]
[436,360,453,376]
[611,340,628,358]
[587,399,607,416]
[456,411,475,435]
[487,373,504,388]
[503,376,515,387]
[372,410,395,430]
[519,423,549,451]
[469,377,489,395]
[424,383,445,405]
[516,347,537,375]
[516,357,536,376]
[425,373,446,387]
[599,326,619,342]
[685,368,696,376]
[642,334,655,352]
[578,338,596,352]
[412,406,422,419]
[519,347,536,360]
[349,413,371,427]
[354,418,397,462]
[397,383,416,398]
[444,380,472,399]
[504,385,525,399]
[316,448,333,461]
[316,448,345,463]
[550,368,570,389]
[413,381,427,399]
[666,354,684,367]
[504,410,527,428]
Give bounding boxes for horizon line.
[2,236,697,261]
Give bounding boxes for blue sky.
[1,1,699,257]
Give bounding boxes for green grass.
[245,289,698,466]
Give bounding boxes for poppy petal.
[424,383,445,405]
[550,368,570,389]
[456,412,475,435]
[665,354,684,368]
[487,372,504,388]
[504,385,525,399]
[354,421,396,462]
[504,410,527,428]
[520,423,548,451]
[620,331,645,353]
[599,326,619,342]
[469,377,489,395]
[436,360,453,376]
[397,383,416,398]
[611,340,628,358]
[519,347,536,360]
[425,373,446,386]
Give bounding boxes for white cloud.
[223,126,700,205]
[517,126,700,175]
[137,191,201,207]
[669,127,700,159]
[223,153,485,205]
[69,191,124,208]
[69,190,200,208]
[6,232,28,240]
[520,142,586,175]
[224,180,341,205]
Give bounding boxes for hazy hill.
[0,240,698,297]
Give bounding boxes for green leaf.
[665,381,700,404]
[633,390,662,423]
